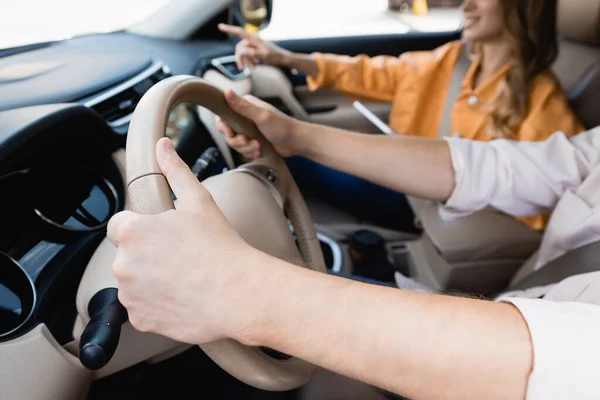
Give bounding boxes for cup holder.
[317,233,343,273]
[0,253,36,339]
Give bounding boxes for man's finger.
[156,138,206,208]
[107,210,137,247]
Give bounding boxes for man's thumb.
[156,138,207,208]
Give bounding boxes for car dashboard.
[0,104,124,345]
[0,31,238,377]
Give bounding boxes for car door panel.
[276,31,461,59]
[294,86,391,133]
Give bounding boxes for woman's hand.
[218,23,291,70]
[108,138,269,345]
[216,90,306,159]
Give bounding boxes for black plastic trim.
[276,31,462,57]
[0,104,117,170]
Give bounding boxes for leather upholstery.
[554,0,600,129]
[418,204,542,263]
[557,0,600,45]
[505,0,600,286]
[407,0,600,292]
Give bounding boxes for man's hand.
[218,23,291,70]
[108,138,265,345]
[216,90,306,159]
[105,141,532,400]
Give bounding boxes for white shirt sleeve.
[439,129,600,220]
[503,297,600,400]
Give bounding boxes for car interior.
[0,0,599,399]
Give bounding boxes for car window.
[261,0,463,41]
[0,0,171,50]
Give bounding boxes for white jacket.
[440,129,600,399]
[443,128,600,270]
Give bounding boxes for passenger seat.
[553,0,600,129]
[508,0,600,287]
[403,0,600,294]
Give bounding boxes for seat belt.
[407,44,471,215]
[437,44,470,138]
[436,46,600,294]
[511,241,600,290]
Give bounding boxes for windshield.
[1,0,171,50]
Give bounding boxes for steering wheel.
[123,75,326,390]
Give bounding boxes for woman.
[217,0,584,232]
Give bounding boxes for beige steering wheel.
[125,75,326,390]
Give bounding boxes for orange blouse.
[307,41,585,230]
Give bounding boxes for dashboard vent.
[83,62,171,129]
[92,87,139,123]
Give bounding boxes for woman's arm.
[223,91,600,217]
[218,24,320,77]
[297,122,597,218]
[303,53,403,102]
[218,23,401,102]
[295,121,456,201]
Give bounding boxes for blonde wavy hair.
[472,0,559,138]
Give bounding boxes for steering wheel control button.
[233,166,284,209]
[79,288,128,370]
[265,169,277,183]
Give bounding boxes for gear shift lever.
[78,288,128,370]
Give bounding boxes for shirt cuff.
[437,137,498,220]
[437,137,476,220]
[501,297,600,400]
[306,53,336,91]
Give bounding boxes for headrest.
[558,0,600,45]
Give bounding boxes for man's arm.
[246,255,533,400]
[109,139,533,400]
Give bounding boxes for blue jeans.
[286,156,417,232]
